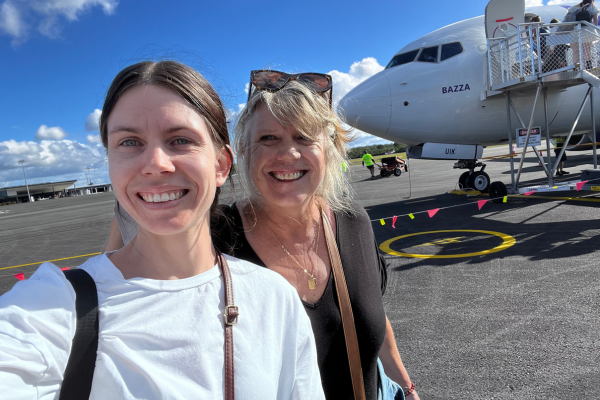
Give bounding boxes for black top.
[213,203,388,400]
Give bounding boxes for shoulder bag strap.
[60,269,99,400]
[217,250,238,400]
[321,209,366,400]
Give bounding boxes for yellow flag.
[409,213,415,219]
[503,196,507,203]
[380,219,385,225]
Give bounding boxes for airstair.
[485,2,600,195]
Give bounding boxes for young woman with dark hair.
[0,61,324,399]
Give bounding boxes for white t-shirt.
[0,254,324,400]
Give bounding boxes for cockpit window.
[417,46,439,63]
[441,42,464,61]
[385,50,419,69]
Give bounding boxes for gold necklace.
[266,218,320,290]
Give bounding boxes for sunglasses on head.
[247,70,333,106]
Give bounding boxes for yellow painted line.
[460,192,600,203]
[405,198,435,204]
[0,252,102,271]
[513,194,600,202]
[380,230,515,259]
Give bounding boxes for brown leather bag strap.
[217,250,238,400]
[321,209,366,400]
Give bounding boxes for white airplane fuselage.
[340,4,596,153]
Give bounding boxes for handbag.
[321,208,366,400]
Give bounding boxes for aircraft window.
[441,42,464,61]
[417,46,438,63]
[385,50,419,69]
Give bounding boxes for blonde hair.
[233,80,355,212]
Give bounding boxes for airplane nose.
[338,73,391,137]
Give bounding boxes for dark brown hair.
[99,60,232,218]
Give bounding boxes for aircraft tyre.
[459,171,470,189]
[467,171,490,192]
[394,168,402,177]
[380,169,389,178]
[489,181,508,203]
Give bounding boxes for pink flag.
[576,180,588,191]
[524,191,535,196]
[392,216,397,228]
[14,273,25,281]
[477,200,488,210]
[60,267,70,271]
[428,209,439,218]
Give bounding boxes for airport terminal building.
[0,181,112,204]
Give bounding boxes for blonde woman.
[105,70,419,399]
[0,61,324,399]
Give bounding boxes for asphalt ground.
[1,145,600,399]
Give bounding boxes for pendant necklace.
[266,219,320,290]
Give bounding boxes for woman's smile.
[137,189,189,203]
[268,170,308,182]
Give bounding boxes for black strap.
[60,269,99,400]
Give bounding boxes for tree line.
[347,143,407,160]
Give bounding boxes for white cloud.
[86,134,101,144]
[35,124,67,141]
[0,2,25,45]
[547,0,572,5]
[327,57,389,148]
[328,57,385,104]
[0,138,108,187]
[85,108,101,131]
[0,0,118,45]
[525,0,543,6]
[226,103,245,124]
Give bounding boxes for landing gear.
[489,181,508,203]
[467,171,491,192]
[458,172,470,189]
[454,159,490,192]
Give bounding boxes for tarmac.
[1,145,600,399]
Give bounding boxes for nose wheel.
[458,171,491,192]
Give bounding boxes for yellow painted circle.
[380,229,516,259]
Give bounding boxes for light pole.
[17,160,31,203]
[85,167,91,185]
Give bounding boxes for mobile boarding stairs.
[486,20,600,196]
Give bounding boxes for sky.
[0,0,569,187]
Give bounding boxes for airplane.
[339,0,600,193]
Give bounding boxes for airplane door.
[485,0,524,38]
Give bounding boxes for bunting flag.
[380,219,385,225]
[408,213,415,219]
[576,180,588,191]
[477,200,488,210]
[60,267,70,271]
[524,191,535,196]
[392,216,397,228]
[428,209,439,218]
[14,273,25,281]
[503,196,508,203]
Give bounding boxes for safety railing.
[487,21,600,88]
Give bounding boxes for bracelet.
[403,382,415,396]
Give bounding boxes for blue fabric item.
[377,359,405,400]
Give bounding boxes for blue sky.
[0,0,554,187]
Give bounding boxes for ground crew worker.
[362,150,379,179]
